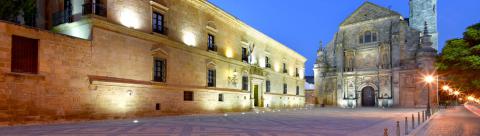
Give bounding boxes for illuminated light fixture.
[442,85,450,91]
[424,75,434,83]
[182,31,196,46]
[453,91,460,96]
[133,120,139,123]
[119,9,140,29]
[224,113,228,117]
[241,112,245,115]
[467,96,475,101]
[274,63,280,72]
[225,47,233,58]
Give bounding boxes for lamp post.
[424,75,434,117]
[453,90,460,105]
[442,85,450,106]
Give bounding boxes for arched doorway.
[361,86,376,107]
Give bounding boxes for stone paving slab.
[0,108,423,136]
[413,105,480,136]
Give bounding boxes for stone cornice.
[88,75,249,94]
[265,93,305,97]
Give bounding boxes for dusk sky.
[208,0,480,76]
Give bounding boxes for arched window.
[359,31,378,44]
[207,62,216,87]
[364,31,372,43]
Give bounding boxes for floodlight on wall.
[127,90,133,96]
[119,9,140,29]
[225,47,233,58]
[183,31,196,46]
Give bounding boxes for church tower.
[409,0,438,50]
[314,42,328,105]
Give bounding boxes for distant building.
[0,0,306,123]
[304,76,316,105]
[314,2,437,108]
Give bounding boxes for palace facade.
[0,0,306,123]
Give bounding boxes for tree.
[436,22,480,96]
[0,0,37,26]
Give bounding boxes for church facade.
[314,1,438,108]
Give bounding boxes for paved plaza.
[0,107,423,136]
[414,104,480,136]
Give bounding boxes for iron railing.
[82,3,107,17]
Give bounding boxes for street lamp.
[467,96,475,101]
[453,90,460,105]
[442,85,450,92]
[424,75,434,117]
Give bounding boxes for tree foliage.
[437,23,480,95]
[0,0,36,24]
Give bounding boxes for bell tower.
[409,0,438,50]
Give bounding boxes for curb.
[464,103,480,117]
[406,110,441,136]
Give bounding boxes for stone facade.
[0,0,306,124]
[409,0,438,50]
[314,2,437,108]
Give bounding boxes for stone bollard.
[384,128,389,136]
[405,117,408,134]
[422,111,425,122]
[412,114,415,129]
[417,112,420,126]
[396,121,400,136]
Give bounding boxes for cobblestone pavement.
[414,104,480,136]
[0,108,422,136]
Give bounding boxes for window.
[207,69,216,87]
[295,68,299,77]
[11,35,38,74]
[241,47,248,62]
[372,32,377,42]
[282,63,287,73]
[152,12,164,34]
[266,80,271,93]
[265,56,271,68]
[207,34,216,51]
[283,83,287,94]
[365,31,372,43]
[153,58,166,82]
[218,93,224,102]
[156,103,161,110]
[359,31,378,44]
[184,91,193,101]
[296,86,300,95]
[242,76,248,91]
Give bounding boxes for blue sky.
[208,0,480,76]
